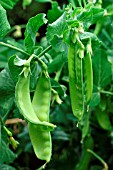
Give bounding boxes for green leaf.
[0,122,1,145]
[47,13,68,43]
[0,5,10,37]
[90,165,103,170]
[89,92,101,107]
[0,164,16,170]
[47,1,63,23]
[22,0,32,8]
[52,127,70,141]
[51,78,67,97]
[0,140,16,164]
[95,108,112,131]
[48,52,67,74]
[8,55,23,83]
[79,32,101,50]
[0,0,19,9]
[0,69,15,111]
[24,13,47,54]
[51,35,68,53]
[93,49,112,90]
[35,0,51,2]
[14,55,26,66]
[76,5,105,29]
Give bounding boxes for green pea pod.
[68,43,84,121]
[32,71,51,122]
[83,51,93,105]
[15,74,55,131]
[95,108,112,131]
[28,71,52,162]
[75,135,94,170]
[28,124,52,162]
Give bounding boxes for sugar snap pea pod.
[15,74,55,131]
[28,71,52,162]
[75,135,94,170]
[68,42,84,121]
[32,71,51,122]
[28,124,52,162]
[83,40,93,105]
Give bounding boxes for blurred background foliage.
[0,0,113,170]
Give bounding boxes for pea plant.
[0,0,113,169]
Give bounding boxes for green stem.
[78,0,82,7]
[87,149,108,170]
[83,0,86,7]
[69,0,76,8]
[37,45,52,58]
[54,65,63,82]
[0,42,29,56]
[7,24,26,35]
[0,42,52,69]
[100,90,113,96]
[3,126,12,137]
[94,21,102,35]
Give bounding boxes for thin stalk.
[37,45,52,58]
[78,0,82,7]
[69,0,76,8]
[94,21,102,35]
[83,0,86,7]
[100,90,113,96]
[0,42,29,56]
[54,65,63,82]
[7,24,26,35]
[0,42,52,69]
[87,149,108,170]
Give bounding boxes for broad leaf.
[89,92,101,107]
[93,49,112,91]
[48,52,67,73]
[0,0,19,9]
[47,1,63,23]
[80,32,101,50]
[76,5,105,29]
[47,13,68,43]
[0,5,10,37]
[0,69,15,111]
[8,55,23,83]
[24,13,47,54]
[0,140,16,164]
[0,164,16,170]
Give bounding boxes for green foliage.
[0,0,113,169]
[0,0,19,9]
[0,5,10,37]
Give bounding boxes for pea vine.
[0,0,113,169]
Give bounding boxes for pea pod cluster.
[29,71,52,163]
[15,64,55,162]
[68,37,93,121]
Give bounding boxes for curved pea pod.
[75,135,94,170]
[15,74,55,131]
[28,124,52,163]
[32,71,51,122]
[68,43,84,121]
[95,108,112,131]
[28,71,52,162]
[83,52,93,105]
